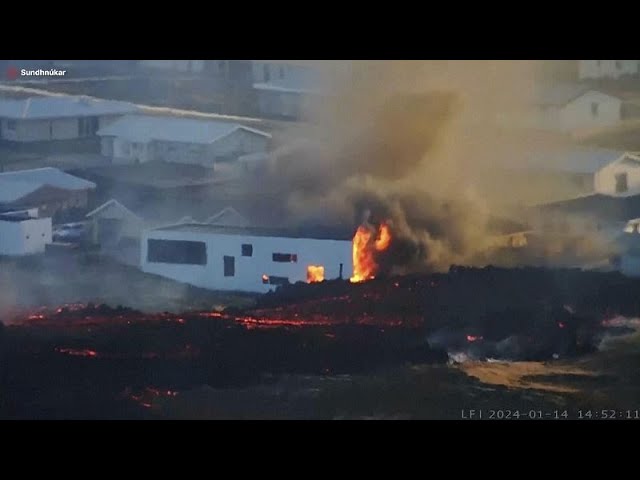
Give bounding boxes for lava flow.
[350,222,392,283]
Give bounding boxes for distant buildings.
[139,60,206,74]
[534,85,625,133]
[579,60,640,80]
[251,61,321,119]
[0,96,137,143]
[96,114,271,167]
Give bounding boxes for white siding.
[140,60,205,73]
[100,136,114,157]
[209,130,270,160]
[595,155,640,196]
[2,115,127,142]
[579,60,640,80]
[0,217,52,256]
[141,229,353,293]
[107,131,269,166]
[560,91,622,132]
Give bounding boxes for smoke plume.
[264,60,582,274]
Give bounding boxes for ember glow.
[350,222,392,283]
[307,265,325,283]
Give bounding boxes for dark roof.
[152,223,356,241]
[80,162,221,189]
[0,212,36,222]
[536,193,640,222]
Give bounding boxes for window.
[224,256,235,277]
[218,60,226,71]
[147,239,207,265]
[241,244,253,257]
[272,253,297,262]
[615,173,628,193]
[616,61,622,70]
[279,66,285,79]
[263,64,271,82]
[7,120,17,132]
[591,102,599,117]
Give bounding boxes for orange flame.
[350,223,391,283]
[307,265,325,283]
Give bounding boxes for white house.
[0,210,52,256]
[252,61,321,119]
[96,115,272,167]
[139,60,205,74]
[141,223,354,293]
[594,152,640,197]
[579,60,640,80]
[534,85,624,133]
[0,96,137,142]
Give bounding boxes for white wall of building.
[579,60,640,80]
[141,228,353,293]
[2,115,126,142]
[104,130,269,166]
[140,60,205,73]
[559,91,622,132]
[0,217,52,256]
[595,155,640,196]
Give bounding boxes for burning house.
[140,222,355,293]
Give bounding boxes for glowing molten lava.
[350,223,392,283]
[307,265,325,283]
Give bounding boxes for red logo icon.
[6,66,19,80]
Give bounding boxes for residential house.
[0,167,96,220]
[534,85,625,133]
[141,223,354,293]
[139,60,206,74]
[252,61,321,119]
[0,96,137,143]
[579,60,640,80]
[594,151,640,196]
[96,115,271,167]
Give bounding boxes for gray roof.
[0,96,137,120]
[536,84,595,107]
[151,223,355,241]
[206,206,250,227]
[517,148,625,174]
[96,114,272,144]
[0,167,95,204]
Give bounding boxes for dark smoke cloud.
[258,61,614,275]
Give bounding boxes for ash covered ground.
[2,265,640,419]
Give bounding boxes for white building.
[579,60,640,80]
[96,115,271,167]
[0,209,52,256]
[141,223,354,293]
[594,152,640,196]
[534,85,624,133]
[139,60,205,74]
[252,61,321,119]
[0,96,137,143]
